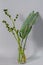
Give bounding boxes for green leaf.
[19,11,39,39]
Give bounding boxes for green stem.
[12,29,21,47]
[10,17,15,27]
[18,47,26,64]
[12,31,17,41]
[23,35,28,51]
[21,39,23,47]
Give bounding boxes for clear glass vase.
[18,47,26,64]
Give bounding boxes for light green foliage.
[19,11,39,39]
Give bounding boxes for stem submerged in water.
[18,46,26,64]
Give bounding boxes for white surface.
[0,0,43,65]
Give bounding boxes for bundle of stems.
[1,9,39,64]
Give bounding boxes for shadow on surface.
[32,15,43,52]
[27,54,40,63]
[27,15,43,63]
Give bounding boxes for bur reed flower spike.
[14,14,19,21]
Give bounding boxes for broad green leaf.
[19,11,39,39]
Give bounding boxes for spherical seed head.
[11,28,13,30]
[6,23,9,27]
[8,15,11,18]
[16,14,19,16]
[4,9,8,11]
[5,11,7,15]
[16,14,19,19]
[16,16,18,19]
[14,19,16,21]
[2,20,6,23]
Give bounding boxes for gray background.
[0,0,43,65]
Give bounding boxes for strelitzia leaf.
[19,11,39,39]
[29,12,39,27]
[20,11,34,33]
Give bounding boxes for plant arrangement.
[1,9,39,64]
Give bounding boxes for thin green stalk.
[10,17,15,27]
[11,31,17,41]
[12,28,21,47]
[23,35,28,51]
[21,39,23,47]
